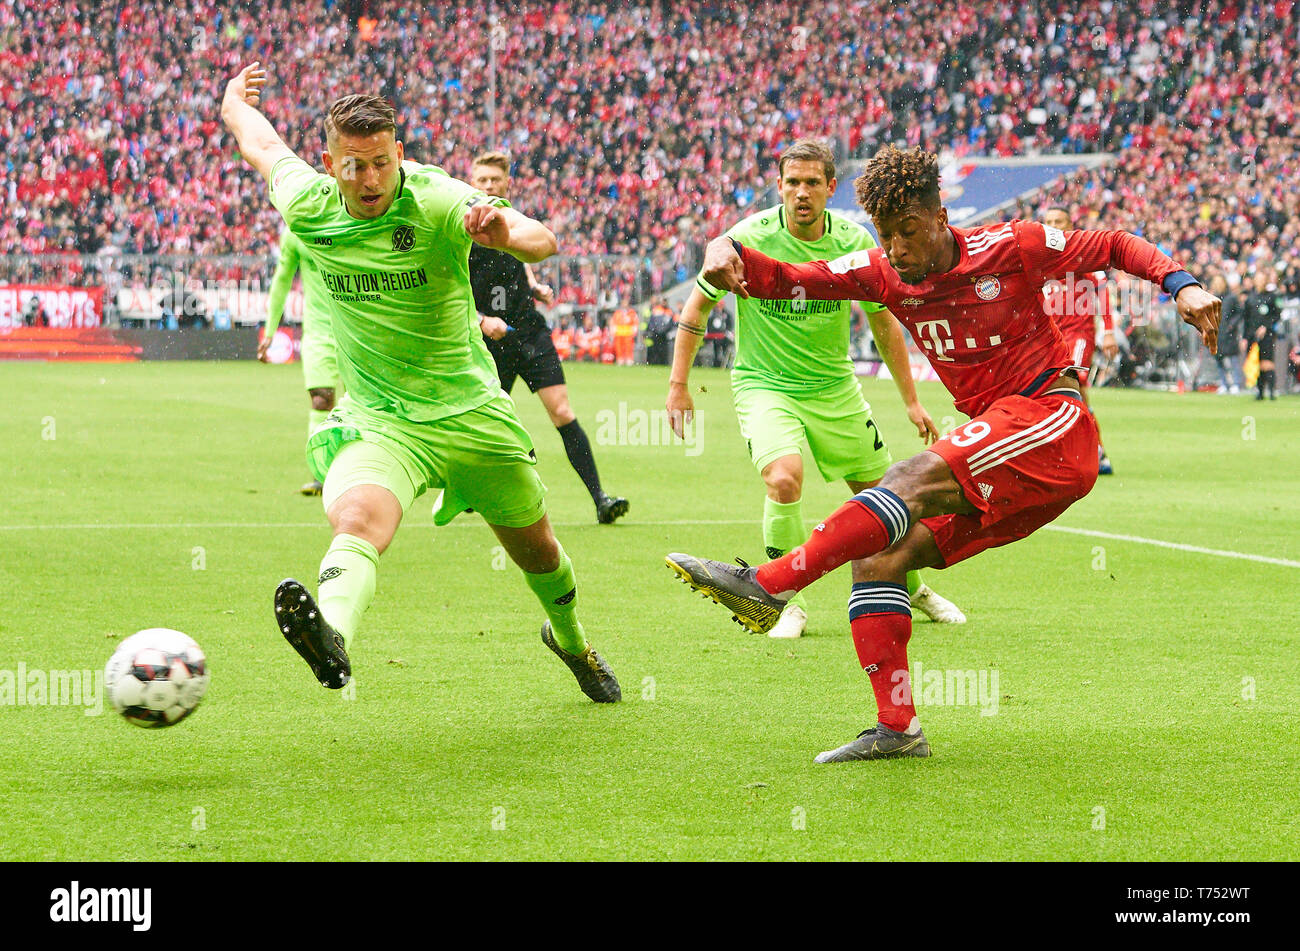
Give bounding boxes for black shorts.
[487,326,566,394]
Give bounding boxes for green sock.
[317,533,378,648]
[905,570,923,598]
[309,407,329,436]
[763,496,808,611]
[523,546,586,654]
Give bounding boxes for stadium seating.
[2,0,1298,307]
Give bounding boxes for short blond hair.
[472,151,510,175]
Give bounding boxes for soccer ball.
[104,628,209,728]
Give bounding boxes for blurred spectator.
[643,297,677,365]
[611,305,639,366]
[4,0,1300,343]
[22,294,47,327]
[575,313,603,362]
[1209,274,1243,393]
[551,318,574,361]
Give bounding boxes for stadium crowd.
[1,0,1297,338]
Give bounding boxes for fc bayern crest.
[391,225,415,252]
[974,275,1001,300]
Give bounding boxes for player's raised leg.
[846,476,965,625]
[491,514,621,702]
[667,451,971,631]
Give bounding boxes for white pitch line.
[0,519,1296,569]
[1041,525,1300,569]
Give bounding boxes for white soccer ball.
[104,628,209,728]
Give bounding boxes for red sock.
[849,603,916,733]
[755,491,903,596]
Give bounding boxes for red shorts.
[921,389,1099,567]
[1064,333,1096,385]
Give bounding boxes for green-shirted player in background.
[259,224,344,496]
[221,63,620,702]
[666,139,966,639]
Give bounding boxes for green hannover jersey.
[266,228,331,341]
[696,205,884,396]
[268,156,508,421]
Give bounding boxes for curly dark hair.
[854,145,941,219]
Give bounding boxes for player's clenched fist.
[1175,284,1221,354]
[702,235,750,299]
[465,204,511,249]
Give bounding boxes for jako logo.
[50,881,151,931]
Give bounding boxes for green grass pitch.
[1,360,1296,860]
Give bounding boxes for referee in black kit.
[468,151,629,524]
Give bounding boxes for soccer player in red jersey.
[666,147,1220,762]
[1042,206,1120,474]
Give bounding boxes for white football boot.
[768,603,808,639]
[910,584,967,624]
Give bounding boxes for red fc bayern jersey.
[736,220,1184,417]
[1043,269,1114,340]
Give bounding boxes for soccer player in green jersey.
[259,224,344,496]
[221,63,620,702]
[666,139,965,639]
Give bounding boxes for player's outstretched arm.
[465,205,556,263]
[220,63,297,181]
[1026,223,1220,352]
[866,307,939,444]
[666,286,716,439]
[703,236,880,303]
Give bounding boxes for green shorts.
[306,393,547,528]
[733,381,892,484]
[300,320,341,392]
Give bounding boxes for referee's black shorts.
[486,326,567,394]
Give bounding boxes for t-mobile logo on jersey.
[914,319,955,361]
[913,319,1003,360]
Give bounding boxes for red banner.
[0,284,104,329]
